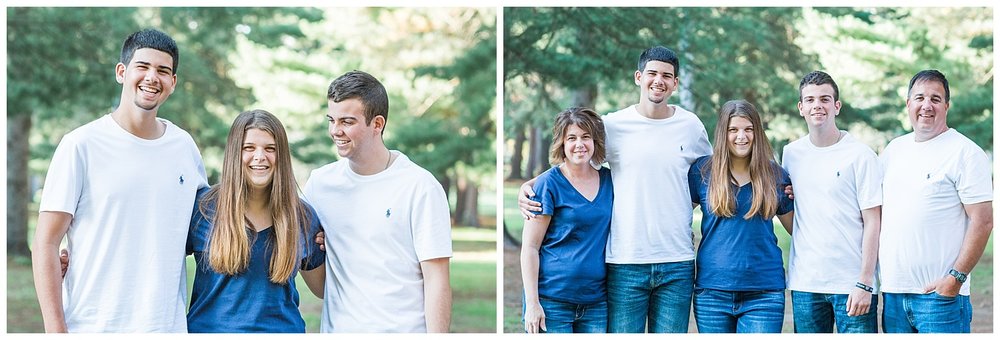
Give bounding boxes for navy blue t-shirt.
[688,156,792,291]
[186,187,326,333]
[530,166,613,304]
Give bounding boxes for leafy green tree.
[6,7,321,258]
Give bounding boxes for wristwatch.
[948,269,968,283]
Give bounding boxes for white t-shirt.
[304,151,453,333]
[879,129,992,296]
[38,114,207,332]
[782,132,882,294]
[603,104,712,264]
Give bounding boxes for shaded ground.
[503,244,993,333]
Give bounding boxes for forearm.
[777,211,794,235]
[32,236,67,332]
[421,258,452,333]
[519,248,541,303]
[299,264,325,298]
[953,204,993,273]
[857,206,881,285]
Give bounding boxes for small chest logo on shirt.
[927,173,931,180]
[680,145,684,151]
[179,175,185,185]
[385,208,391,218]
[836,171,840,177]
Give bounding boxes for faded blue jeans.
[606,261,694,333]
[537,298,607,333]
[694,288,785,333]
[882,292,972,333]
[791,291,878,333]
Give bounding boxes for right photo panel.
[502,7,993,334]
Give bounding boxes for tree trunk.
[525,124,540,177]
[570,84,597,108]
[457,179,480,228]
[7,113,32,258]
[503,222,521,250]
[454,175,467,226]
[678,19,697,113]
[507,123,526,180]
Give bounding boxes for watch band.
[948,269,968,283]
[855,282,874,293]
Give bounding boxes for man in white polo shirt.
[878,69,992,333]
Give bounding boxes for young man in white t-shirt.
[32,29,208,332]
[878,69,992,333]
[781,71,882,333]
[304,70,453,333]
[520,46,712,333]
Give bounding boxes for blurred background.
[6,7,497,333]
[502,7,992,333]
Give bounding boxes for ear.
[372,115,386,134]
[834,100,842,115]
[797,101,804,117]
[169,73,178,92]
[115,63,126,84]
[634,70,642,86]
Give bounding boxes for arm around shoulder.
[420,257,451,332]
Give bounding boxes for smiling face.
[562,123,595,167]
[798,83,841,132]
[116,48,176,113]
[727,116,754,160]
[906,79,950,141]
[327,98,382,161]
[242,128,277,192]
[634,60,677,105]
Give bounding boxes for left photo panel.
[6,7,498,333]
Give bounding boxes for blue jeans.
[606,261,694,333]
[694,288,785,333]
[533,297,607,333]
[882,292,972,333]
[791,291,877,333]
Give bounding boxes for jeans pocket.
[931,291,958,300]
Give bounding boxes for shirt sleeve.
[300,202,327,271]
[688,157,705,204]
[531,169,556,216]
[411,174,453,262]
[38,134,85,215]
[956,143,993,204]
[776,165,794,215]
[854,148,884,210]
[186,186,213,255]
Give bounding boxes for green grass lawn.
[7,226,496,333]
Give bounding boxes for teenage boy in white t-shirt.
[520,46,712,333]
[878,69,992,333]
[304,70,453,333]
[32,29,208,333]
[781,71,882,333]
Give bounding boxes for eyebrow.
[133,60,173,73]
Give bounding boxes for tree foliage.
[504,7,993,180]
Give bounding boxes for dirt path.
[503,245,993,333]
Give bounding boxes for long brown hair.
[704,100,779,219]
[201,109,309,283]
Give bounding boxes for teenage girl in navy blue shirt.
[521,107,613,333]
[186,110,325,332]
[688,100,794,333]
